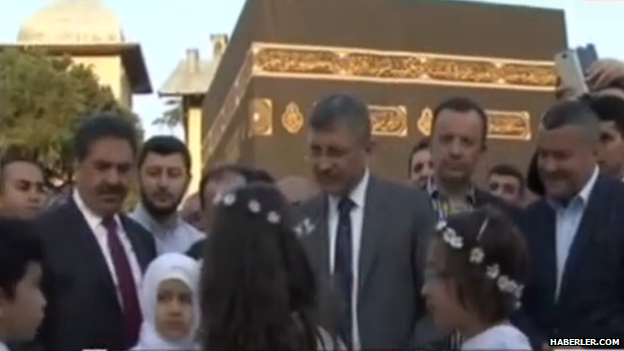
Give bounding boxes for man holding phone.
[553,45,624,181]
[557,58,624,99]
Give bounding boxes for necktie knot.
[338,197,355,215]
[102,216,117,231]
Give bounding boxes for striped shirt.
[425,178,477,350]
[426,178,477,220]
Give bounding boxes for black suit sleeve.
[510,207,547,349]
[123,218,157,264]
[186,238,206,260]
[409,191,438,344]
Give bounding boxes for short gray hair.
[541,99,600,143]
[308,93,371,141]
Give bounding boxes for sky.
[1,0,623,140]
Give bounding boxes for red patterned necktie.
[102,216,141,346]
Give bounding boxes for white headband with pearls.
[436,220,524,306]
[213,192,281,224]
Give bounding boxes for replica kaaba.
[201,0,567,181]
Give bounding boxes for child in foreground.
[421,206,532,350]
[0,218,46,351]
[201,183,342,350]
[132,253,201,351]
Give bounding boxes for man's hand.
[586,58,624,91]
[555,84,579,100]
[593,87,624,100]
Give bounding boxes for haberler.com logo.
[550,338,622,348]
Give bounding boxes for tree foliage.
[0,48,142,188]
[152,98,183,128]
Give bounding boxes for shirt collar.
[578,167,599,203]
[328,169,370,209]
[72,190,121,229]
[131,202,181,235]
[548,166,599,209]
[426,177,477,205]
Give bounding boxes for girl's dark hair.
[201,183,318,351]
[436,205,529,323]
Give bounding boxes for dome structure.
[17,0,125,45]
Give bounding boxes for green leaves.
[152,98,183,128]
[0,48,142,187]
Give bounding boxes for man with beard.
[130,136,203,254]
[33,114,156,351]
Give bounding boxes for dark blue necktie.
[334,197,355,350]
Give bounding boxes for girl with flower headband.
[421,205,531,350]
[201,183,343,351]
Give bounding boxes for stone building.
[199,0,566,181]
[159,34,228,195]
[12,0,152,107]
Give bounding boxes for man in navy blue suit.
[519,99,624,348]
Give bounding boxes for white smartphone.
[554,49,589,95]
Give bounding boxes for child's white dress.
[461,324,532,350]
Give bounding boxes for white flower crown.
[213,192,281,224]
[436,219,524,307]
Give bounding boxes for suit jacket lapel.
[305,196,330,280]
[306,177,384,289]
[120,216,151,272]
[65,199,119,305]
[559,178,604,298]
[359,176,385,290]
[538,203,558,302]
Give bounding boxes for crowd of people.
[1,57,624,351]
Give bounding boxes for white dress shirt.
[327,169,370,351]
[73,191,143,305]
[129,203,203,255]
[0,341,9,351]
[548,167,598,298]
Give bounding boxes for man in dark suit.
[35,114,156,351]
[425,96,515,218]
[519,99,624,348]
[295,93,437,350]
[413,97,519,350]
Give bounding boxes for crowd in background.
[0,57,624,351]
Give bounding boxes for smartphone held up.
[554,44,599,95]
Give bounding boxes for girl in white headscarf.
[133,253,201,351]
